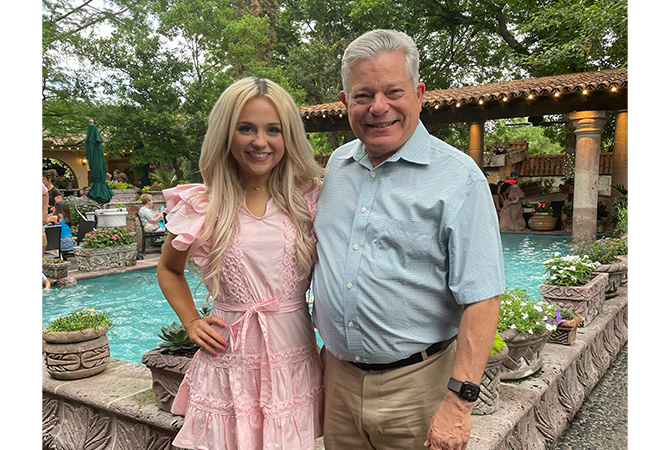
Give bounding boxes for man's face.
[341,50,425,167]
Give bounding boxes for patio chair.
[77,219,96,245]
[44,225,62,260]
[138,215,166,257]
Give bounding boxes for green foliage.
[543,253,600,286]
[149,167,179,188]
[44,309,113,333]
[498,288,561,335]
[570,237,627,264]
[490,332,507,356]
[157,322,198,354]
[43,257,66,264]
[81,226,136,249]
[613,206,627,237]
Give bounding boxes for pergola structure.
[300,69,628,241]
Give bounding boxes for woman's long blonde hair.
[190,77,323,300]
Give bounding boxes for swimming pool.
[42,234,571,364]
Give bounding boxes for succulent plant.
[157,322,198,355]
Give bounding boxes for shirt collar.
[335,121,432,166]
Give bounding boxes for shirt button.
[360,207,367,213]
[370,171,376,178]
[355,356,361,362]
[353,244,359,251]
[346,282,353,289]
[348,321,354,327]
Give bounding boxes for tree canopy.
[42,0,627,173]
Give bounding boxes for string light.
[527,94,534,100]
[611,86,617,92]
[478,99,484,105]
[502,96,508,102]
[434,104,439,110]
[456,102,461,108]
[554,91,560,97]
[582,89,588,95]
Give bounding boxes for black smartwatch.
[447,377,480,402]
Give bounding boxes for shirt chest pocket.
[370,219,435,283]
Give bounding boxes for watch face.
[462,383,479,401]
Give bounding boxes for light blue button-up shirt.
[313,122,505,364]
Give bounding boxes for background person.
[46,201,75,251]
[312,29,505,450]
[138,193,165,232]
[157,77,324,450]
[42,170,63,212]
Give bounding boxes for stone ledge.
[42,286,627,450]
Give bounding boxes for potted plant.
[548,306,582,345]
[497,288,561,380]
[528,202,556,231]
[540,253,607,326]
[43,309,113,380]
[570,237,628,297]
[473,332,508,415]
[73,226,138,272]
[42,257,77,288]
[519,179,541,197]
[142,306,210,412]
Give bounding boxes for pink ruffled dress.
[163,182,323,450]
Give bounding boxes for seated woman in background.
[139,193,166,232]
[46,201,74,250]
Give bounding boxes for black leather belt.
[351,336,456,371]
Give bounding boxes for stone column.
[468,121,485,168]
[569,111,608,241]
[611,110,628,203]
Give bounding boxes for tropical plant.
[156,322,198,355]
[613,205,627,237]
[498,288,561,335]
[81,226,135,249]
[149,167,179,189]
[44,308,113,333]
[543,253,600,287]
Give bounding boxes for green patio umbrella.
[85,120,113,204]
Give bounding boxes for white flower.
[528,329,534,334]
[510,324,517,330]
[522,313,529,320]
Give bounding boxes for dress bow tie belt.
[219,296,305,405]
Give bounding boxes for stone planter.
[528,213,557,231]
[42,261,70,279]
[499,329,551,380]
[73,243,138,272]
[145,190,165,203]
[548,316,582,345]
[141,348,194,412]
[483,149,527,167]
[473,344,509,415]
[594,257,628,297]
[540,272,608,327]
[43,326,110,380]
[42,260,77,288]
[109,189,139,204]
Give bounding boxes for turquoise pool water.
[42,234,571,364]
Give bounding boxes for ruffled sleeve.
[301,178,322,222]
[163,184,209,253]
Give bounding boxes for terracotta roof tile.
[300,69,627,118]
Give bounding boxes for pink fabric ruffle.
[163,183,211,266]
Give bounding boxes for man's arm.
[424,295,500,450]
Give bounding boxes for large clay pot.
[540,273,608,327]
[473,344,509,415]
[528,213,557,231]
[499,329,551,380]
[43,326,110,380]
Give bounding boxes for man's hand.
[423,391,472,450]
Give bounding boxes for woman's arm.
[157,233,228,355]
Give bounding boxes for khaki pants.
[321,341,457,450]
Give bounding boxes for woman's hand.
[185,315,228,355]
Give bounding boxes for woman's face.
[231,97,286,185]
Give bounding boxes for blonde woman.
[157,77,324,450]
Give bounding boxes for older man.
[313,29,505,450]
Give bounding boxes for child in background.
[47,201,74,251]
[42,274,51,292]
